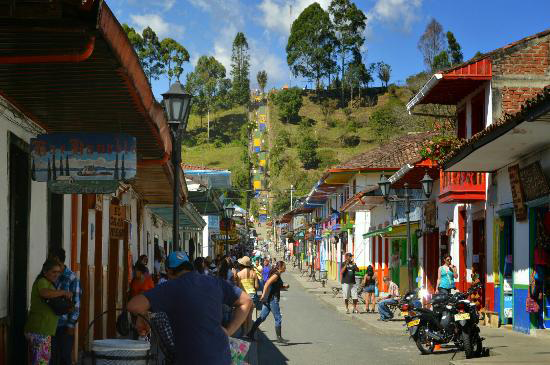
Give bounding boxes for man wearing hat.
[340,252,360,314]
[127,251,253,365]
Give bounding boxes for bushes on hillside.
[297,134,320,169]
[273,87,303,123]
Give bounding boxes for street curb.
[288,269,405,337]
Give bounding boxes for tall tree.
[328,0,367,104]
[432,50,451,71]
[417,18,445,71]
[287,3,336,95]
[160,38,190,86]
[256,70,268,94]
[141,27,165,84]
[376,62,391,87]
[185,56,227,141]
[230,32,251,106]
[446,31,463,65]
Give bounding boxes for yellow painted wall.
[253,180,262,189]
[253,138,260,147]
[259,159,266,166]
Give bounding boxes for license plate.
[407,319,420,327]
[400,311,409,317]
[455,313,470,320]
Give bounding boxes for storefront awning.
[363,223,420,239]
[148,203,206,231]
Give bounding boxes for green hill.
[267,86,433,213]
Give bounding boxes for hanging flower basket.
[419,136,464,163]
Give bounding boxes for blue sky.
[108,0,550,99]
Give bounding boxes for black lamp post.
[224,204,235,255]
[378,172,434,291]
[162,81,192,251]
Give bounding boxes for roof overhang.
[187,189,223,215]
[389,159,439,188]
[148,203,206,231]
[444,105,550,172]
[407,59,492,110]
[0,1,180,204]
[340,185,380,212]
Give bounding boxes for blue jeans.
[378,298,398,320]
[258,297,282,327]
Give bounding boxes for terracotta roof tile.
[332,132,439,170]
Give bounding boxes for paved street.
[256,270,459,365]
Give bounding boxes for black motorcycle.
[405,284,484,358]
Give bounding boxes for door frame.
[7,133,31,365]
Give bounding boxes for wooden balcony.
[439,171,486,203]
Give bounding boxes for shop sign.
[31,133,136,193]
[508,164,527,221]
[110,203,126,240]
[519,161,550,202]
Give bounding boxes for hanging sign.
[31,133,136,193]
[508,164,527,221]
[110,203,126,240]
[519,161,550,202]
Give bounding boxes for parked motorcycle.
[405,284,484,358]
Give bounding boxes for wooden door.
[458,209,467,292]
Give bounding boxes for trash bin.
[91,339,151,365]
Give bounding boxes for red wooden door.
[424,231,440,293]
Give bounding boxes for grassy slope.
[268,88,414,195]
[182,106,248,171]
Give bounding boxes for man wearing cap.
[127,251,253,365]
[340,252,360,314]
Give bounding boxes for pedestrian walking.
[127,251,252,365]
[247,261,290,343]
[25,258,72,365]
[129,263,154,298]
[261,258,271,284]
[341,253,360,314]
[236,256,259,333]
[377,276,400,321]
[49,248,81,365]
[436,255,457,294]
[361,265,377,313]
[253,257,264,290]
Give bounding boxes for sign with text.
[31,133,137,183]
[508,164,527,221]
[110,203,126,240]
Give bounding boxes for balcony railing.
[439,171,486,203]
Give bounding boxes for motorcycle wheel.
[415,326,435,355]
[462,331,481,359]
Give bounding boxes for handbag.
[45,296,74,316]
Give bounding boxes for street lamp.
[378,172,434,291]
[224,205,235,255]
[162,81,192,251]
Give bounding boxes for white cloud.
[257,0,331,35]
[161,0,176,11]
[130,13,184,38]
[368,0,423,32]
[188,0,211,11]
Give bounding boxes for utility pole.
[290,184,294,210]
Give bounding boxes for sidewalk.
[288,264,550,365]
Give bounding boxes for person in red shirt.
[130,263,154,298]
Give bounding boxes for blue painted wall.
[513,288,530,334]
[494,286,501,316]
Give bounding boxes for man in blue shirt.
[262,257,271,283]
[128,251,252,365]
[50,247,81,365]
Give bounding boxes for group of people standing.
[339,252,465,322]
[25,248,81,365]
[125,250,290,365]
